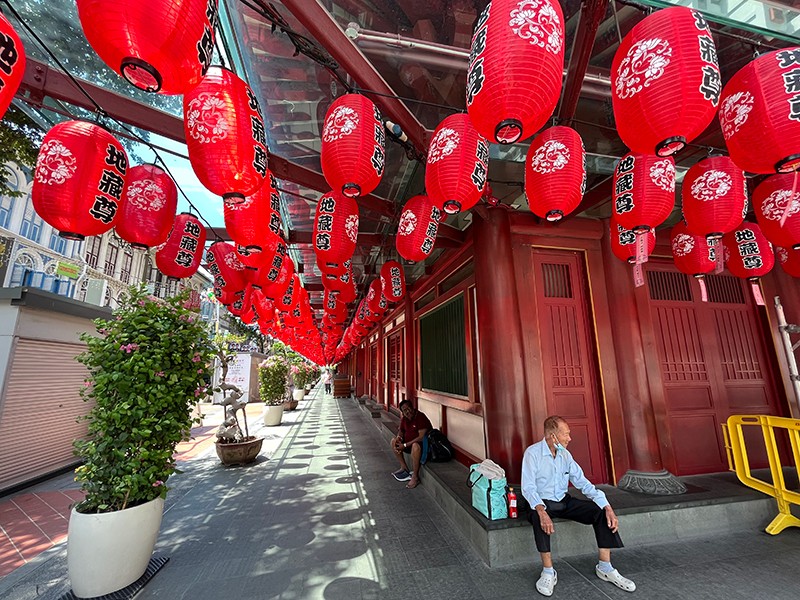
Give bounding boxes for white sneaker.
[536,570,557,596]
[595,566,636,592]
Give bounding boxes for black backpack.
[426,429,454,462]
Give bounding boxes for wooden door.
[387,331,402,409]
[369,344,378,400]
[646,267,782,474]
[533,250,609,484]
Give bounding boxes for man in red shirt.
[390,400,431,489]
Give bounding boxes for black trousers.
[528,494,624,553]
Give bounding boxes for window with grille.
[48,233,66,255]
[647,270,693,302]
[120,250,133,283]
[419,295,468,396]
[705,274,745,304]
[104,242,118,276]
[0,194,15,229]
[542,262,573,298]
[19,203,42,243]
[85,236,101,268]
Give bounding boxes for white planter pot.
[263,404,284,426]
[292,388,305,401]
[68,496,164,598]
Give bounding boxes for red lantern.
[184,66,268,201]
[682,155,747,241]
[613,153,675,233]
[205,241,248,293]
[0,12,25,119]
[32,120,128,240]
[670,221,716,277]
[723,223,774,280]
[425,113,489,215]
[719,47,800,174]
[320,94,384,197]
[776,247,800,277]
[156,213,206,279]
[524,126,586,222]
[612,7,720,157]
[275,274,301,313]
[466,0,564,144]
[115,164,177,249]
[395,195,440,262]
[380,260,405,303]
[610,219,655,264]
[258,253,294,300]
[313,191,359,267]
[224,171,281,253]
[76,0,217,94]
[753,174,800,250]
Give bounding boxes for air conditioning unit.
[85,278,107,306]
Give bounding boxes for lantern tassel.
[779,170,799,228]
[713,238,724,274]
[697,277,708,302]
[750,280,765,306]
[633,263,645,287]
[635,232,649,264]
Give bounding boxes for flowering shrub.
[259,356,288,405]
[75,286,214,513]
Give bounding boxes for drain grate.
[58,554,169,600]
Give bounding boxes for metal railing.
[722,415,800,535]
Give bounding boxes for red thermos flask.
[507,487,518,519]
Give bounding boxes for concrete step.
[356,397,791,567]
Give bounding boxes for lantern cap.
[59,231,85,241]
[130,242,149,251]
[121,57,162,93]
[223,192,246,203]
[342,183,361,197]
[776,154,800,173]
[656,136,686,157]
[443,200,462,215]
[495,119,523,145]
[546,210,564,222]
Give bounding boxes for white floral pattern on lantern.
[760,190,800,221]
[690,170,732,202]
[719,91,753,140]
[186,94,229,143]
[345,214,359,243]
[614,38,673,100]
[127,179,167,212]
[777,247,789,264]
[509,0,563,54]
[649,159,676,192]
[531,140,570,173]
[323,106,359,142]
[397,209,418,235]
[34,140,77,185]
[223,252,246,271]
[427,128,460,163]
[671,233,695,257]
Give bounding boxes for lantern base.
[243,245,262,253]
[495,119,522,144]
[59,231,85,241]
[443,200,462,215]
[632,225,651,233]
[130,243,149,251]
[121,57,162,93]
[656,136,685,157]
[705,232,723,241]
[776,154,800,173]
[545,210,564,222]
[223,192,246,203]
[342,183,361,198]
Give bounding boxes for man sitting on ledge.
[390,400,431,489]
[522,415,635,597]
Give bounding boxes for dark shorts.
[401,436,429,464]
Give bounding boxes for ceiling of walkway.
[7,0,800,315]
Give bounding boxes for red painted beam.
[280,0,430,152]
[559,0,609,122]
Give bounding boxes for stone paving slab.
[1,388,799,599]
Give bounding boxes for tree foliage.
[0,106,42,196]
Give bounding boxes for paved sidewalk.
[1,388,800,599]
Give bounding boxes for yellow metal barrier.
[722,415,800,535]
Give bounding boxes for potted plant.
[213,342,263,466]
[289,363,309,405]
[69,286,213,598]
[259,355,288,426]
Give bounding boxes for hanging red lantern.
[610,219,656,264]
[682,155,747,241]
[380,260,405,303]
[115,164,177,249]
[275,273,301,313]
[205,241,248,293]
[224,171,281,253]
[525,126,586,222]
[776,247,800,277]
[322,260,356,304]
[0,12,25,119]
[466,0,565,144]
[320,94,385,197]
[323,289,349,323]
[670,221,716,277]
[259,253,294,300]
[76,0,218,95]
[425,113,490,215]
[32,120,128,240]
[313,191,359,267]
[612,7,720,156]
[396,195,440,262]
[723,223,775,280]
[156,213,207,279]
[613,153,675,233]
[719,47,800,174]
[753,174,800,250]
[184,66,268,201]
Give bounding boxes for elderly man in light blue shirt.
[521,415,635,597]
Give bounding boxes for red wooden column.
[601,229,685,494]
[473,206,533,480]
[355,345,366,397]
[404,293,417,405]
[377,326,386,409]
